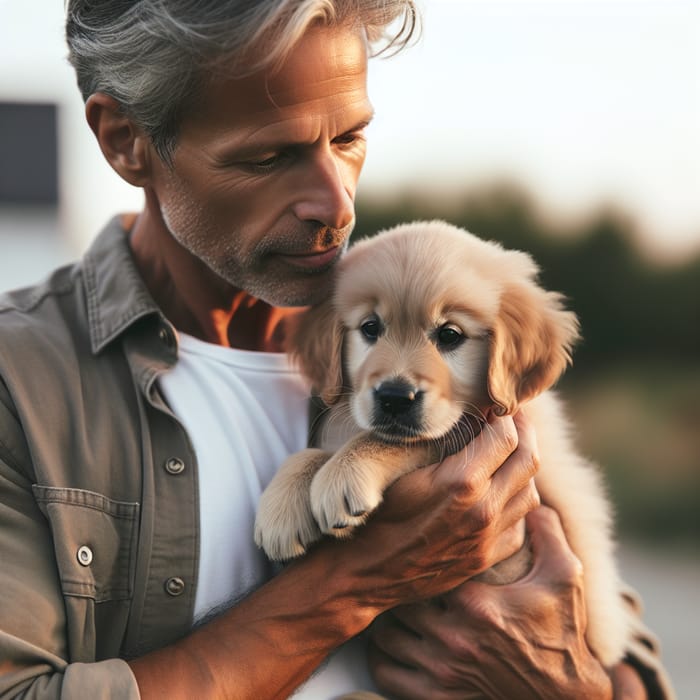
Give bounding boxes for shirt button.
[164,577,185,597]
[158,325,175,350]
[77,545,93,566]
[165,457,185,475]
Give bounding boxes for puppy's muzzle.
[372,380,424,434]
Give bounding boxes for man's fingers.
[489,412,539,496]
[370,612,425,668]
[489,516,528,567]
[433,414,519,486]
[525,505,584,582]
[366,640,429,700]
[505,477,541,520]
[491,476,540,547]
[512,409,538,450]
[368,620,487,700]
[386,411,537,519]
[386,602,444,638]
[384,413,523,518]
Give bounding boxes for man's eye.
[360,317,382,342]
[248,152,289,172]
[435,324,465,350]
[335,133,358,146]
[333,128,366,148]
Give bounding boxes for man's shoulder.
[0,260,81,316]
[0,215,154,358]
[0,260,87,356]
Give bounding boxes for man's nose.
[292,152,355,230]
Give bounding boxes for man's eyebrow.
[352,111,375,128]
[213,113,375,160]
[334,115,374,137]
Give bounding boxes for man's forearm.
[130,414,538,698]
[128,546,376,699]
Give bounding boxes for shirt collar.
[82,215,165,354]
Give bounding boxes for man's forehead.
[207,25,368,111]
[179,25,371,144]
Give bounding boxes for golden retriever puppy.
[255,220,629,666]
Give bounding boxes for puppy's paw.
[310,455,384,536]
[254,479,321,561]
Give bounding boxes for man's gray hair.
[65,0,418,163]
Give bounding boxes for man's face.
[149,24,373,307]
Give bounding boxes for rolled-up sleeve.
[0,635,139,699]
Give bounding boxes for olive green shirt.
[0,217,675,699]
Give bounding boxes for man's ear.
[85,93,152,186]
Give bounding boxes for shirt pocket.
[32,485,140,603]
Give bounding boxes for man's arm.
[128,413,540,699]
[0,425,139,698]
[1,406,536,698]
[366,506,672,700]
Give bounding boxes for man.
[0,1,672,698]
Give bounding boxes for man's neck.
[126,209,302,352]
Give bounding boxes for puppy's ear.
[289,299,346,406]
[488,282,579,415]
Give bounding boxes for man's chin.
[247,274,335,308]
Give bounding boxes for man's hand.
[366,506,618,700]
[129,412,540,699]
[335,412,541,610]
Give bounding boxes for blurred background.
[1,0,698,696]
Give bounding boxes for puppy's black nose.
[374,380,421,416]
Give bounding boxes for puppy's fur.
[255,220,629,666]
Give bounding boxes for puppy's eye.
[435,324,465,350]
[360,317,381,342]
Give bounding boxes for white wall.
[0,1,143,262]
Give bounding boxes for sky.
[1,0,699,260]
[363,0,700,259]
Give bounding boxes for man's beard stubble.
[161,197,353,307]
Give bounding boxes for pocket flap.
[32,485,140,602]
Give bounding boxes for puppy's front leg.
[310,433,433,536]
[255,448,332,561]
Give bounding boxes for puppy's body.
[255,221,630,667]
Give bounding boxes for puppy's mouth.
[368,380,485,453]
[372,419,426,444]
[372,412,485,456]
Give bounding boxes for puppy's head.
[292,220,579,442]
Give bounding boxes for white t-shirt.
[158,332,377,698]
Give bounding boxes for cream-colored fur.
[254,220,630,667]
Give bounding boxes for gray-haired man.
[0,1,672,698]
